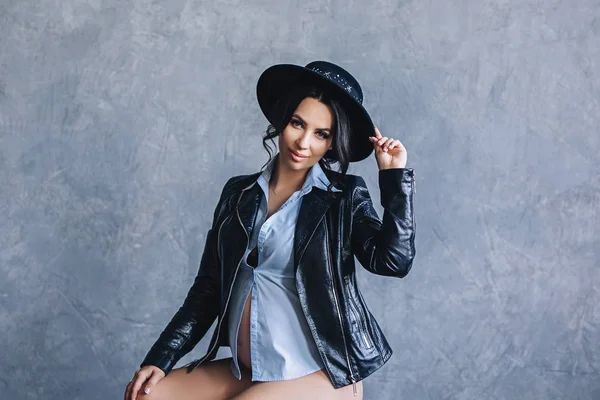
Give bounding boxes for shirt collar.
[253,152,341,195]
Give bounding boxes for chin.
[285,159,309,170]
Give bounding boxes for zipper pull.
[350,376,357,397]
[184,359,200,372]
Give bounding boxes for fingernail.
[144,388,150,394]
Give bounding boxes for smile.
[289,149,309,162]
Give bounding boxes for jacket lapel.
[236,183,262,241]
[294,188,337,270]
[233,172,339,270]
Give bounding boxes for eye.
[290,119,302,128]
[316,131,331,139]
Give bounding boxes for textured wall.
[1,0,599,399]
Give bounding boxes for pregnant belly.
[236,288,253,372]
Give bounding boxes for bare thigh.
[137,357,253,400]
[229,368,363,400]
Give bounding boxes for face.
[278,97,335,171]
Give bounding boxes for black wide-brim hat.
[256,60,375,162]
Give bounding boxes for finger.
[142,369,163,395]
[386,146,402,155]
[392,139,406,152]
[125,378,135,400]
[368,136,380,146]
[374,126,382,139]
[127,369,142,400]
[131,372,150,400]
[382,138,395,151]
[127,379,137,400]
[390,139,406,155]
[376,136,388,147]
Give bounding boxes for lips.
[289,149,309,160]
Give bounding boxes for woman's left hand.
[368,126,408,170]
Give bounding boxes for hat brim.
[256,64,375,163]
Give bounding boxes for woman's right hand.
[124,365,166,400]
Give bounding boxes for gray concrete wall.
[1,0,598,399]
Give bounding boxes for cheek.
[318,139,333,153]
[278,130,288,146]
[281,126,298,144]
[280,126,290,140]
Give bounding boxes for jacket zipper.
[325,217,358,397]
[190,190,249,368]
[216,213,231,261]
[346,279,373,349]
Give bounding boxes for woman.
[125,61,416,400]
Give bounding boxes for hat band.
[308,66,361,103]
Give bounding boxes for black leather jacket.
[140,167,416,390]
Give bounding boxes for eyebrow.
[292,114,331,132]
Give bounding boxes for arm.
[139,179,233,376]
[350,168,416,278]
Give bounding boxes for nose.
[295,131,311,149]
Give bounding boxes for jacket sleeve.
[139,178,233,376]
[350,168,416,278]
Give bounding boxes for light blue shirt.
[228,153,342,381]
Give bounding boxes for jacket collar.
[241,152,342,195]
[235,153,342,268]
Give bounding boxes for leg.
[229,368,363,400]
[135,357,253,400]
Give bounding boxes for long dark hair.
[261,82,354,195]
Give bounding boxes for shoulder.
[321,169,369,198]
[323,169,366,186]
[220,168,368,197]
[208,172,261,223]
[219,172,262,198]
